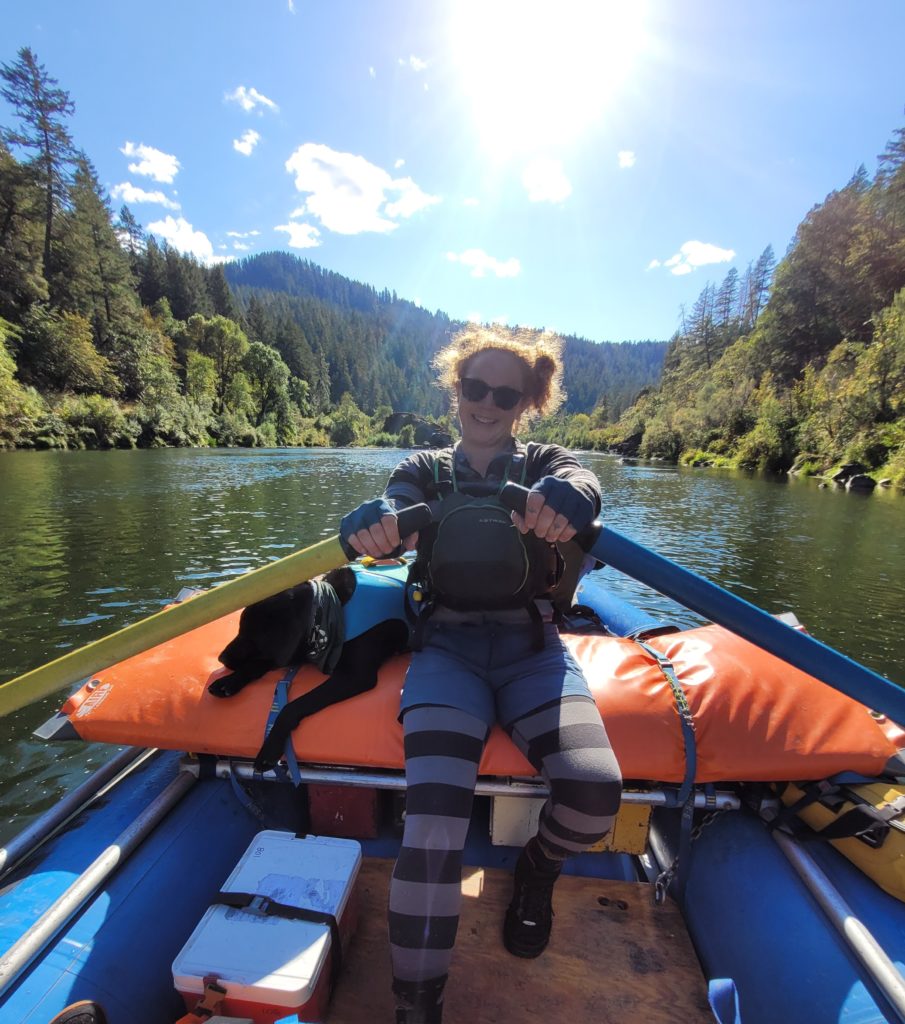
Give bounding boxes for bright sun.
[448,0,648,160]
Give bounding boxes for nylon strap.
[634,638,697,901]
[213,891,343,986]
[634,640,697,804]
[263,666,302,787]
[769,779,904,848]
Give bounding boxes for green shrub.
[366,431,399,448]
[842,430,889,469]
[212,409,257,447]
[256,420,278,448]
[640,419,682,460]
[57,394,137,449]
[135,398,211,447]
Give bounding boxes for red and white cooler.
[173,830,362,1023]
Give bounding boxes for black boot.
[503,837,563,958]
[393,976,445,1023]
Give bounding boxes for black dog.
[210,566,358,698]
[208,566,409,772]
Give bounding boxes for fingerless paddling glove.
[531,476,597,532]
[340,498,399,559]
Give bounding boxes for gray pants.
[388,697,622,990]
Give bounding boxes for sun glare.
[449,0,648,160]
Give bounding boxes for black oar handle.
[340,502,433,560]
[396,502,432,539]
[499,483,602,552]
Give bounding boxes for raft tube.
[58,561,905,785]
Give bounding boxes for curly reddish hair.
[433,324,566,422]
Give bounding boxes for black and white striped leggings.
[388,697,622,988]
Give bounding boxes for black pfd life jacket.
[406,450,571,653]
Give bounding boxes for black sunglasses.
[459,377,524,411]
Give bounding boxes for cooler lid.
[173,831,361,1007]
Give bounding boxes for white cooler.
[173,831,362,1024]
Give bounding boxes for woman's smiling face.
[456,349,530,448]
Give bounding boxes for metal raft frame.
[179,754,742,810]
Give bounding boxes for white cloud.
[467,311,483,323]
[288,0,295,11]
[111,181,180,210]
[225,86,279,114]
[522,157,572,203]
[276,221,322,248]
[369,66,376,79]
[226,229,261,238]
[651,240,736,276]
[463,197,480,207]
[232,241,250,251]
[233,129,261,156]
[394,158,405,169]
[447,248,521,279]
[385,177,438,218]
[399,55,428,72]
[284,143,440,235]
[121,142,180,184]
[618,150,637,168]
[147,216,214,262]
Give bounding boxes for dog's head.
[322,566,356,605]
[213,567,358,696]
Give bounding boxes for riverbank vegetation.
[552,121,905,491]
[0,48,664,453]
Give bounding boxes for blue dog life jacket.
[343,559,410,640]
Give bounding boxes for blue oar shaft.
[591,526,905,725]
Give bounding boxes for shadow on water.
[0,447,902,844]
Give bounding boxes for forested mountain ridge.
[594,120,905,491]
[0,47,666,451]
[225,251,667,419]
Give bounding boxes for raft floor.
[330,858,713,1023]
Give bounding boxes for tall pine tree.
[0,47,77,281]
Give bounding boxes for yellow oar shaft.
[0,535,348,719]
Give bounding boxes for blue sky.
[3,0,904,342]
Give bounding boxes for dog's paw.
[208,674,243,698]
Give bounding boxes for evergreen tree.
[139,236,167,307]
[207,263,243,321]
[164,245,211,321]
[0,143,47,317]
[115,204,144,278]
[0,47,77,280]
[714,267,739,333]
[743,245,776,329]
[55,157,138,343]
[244,293,274,346]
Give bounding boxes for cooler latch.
[175,976,227,1023]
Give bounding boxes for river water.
[0,448,903,845]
